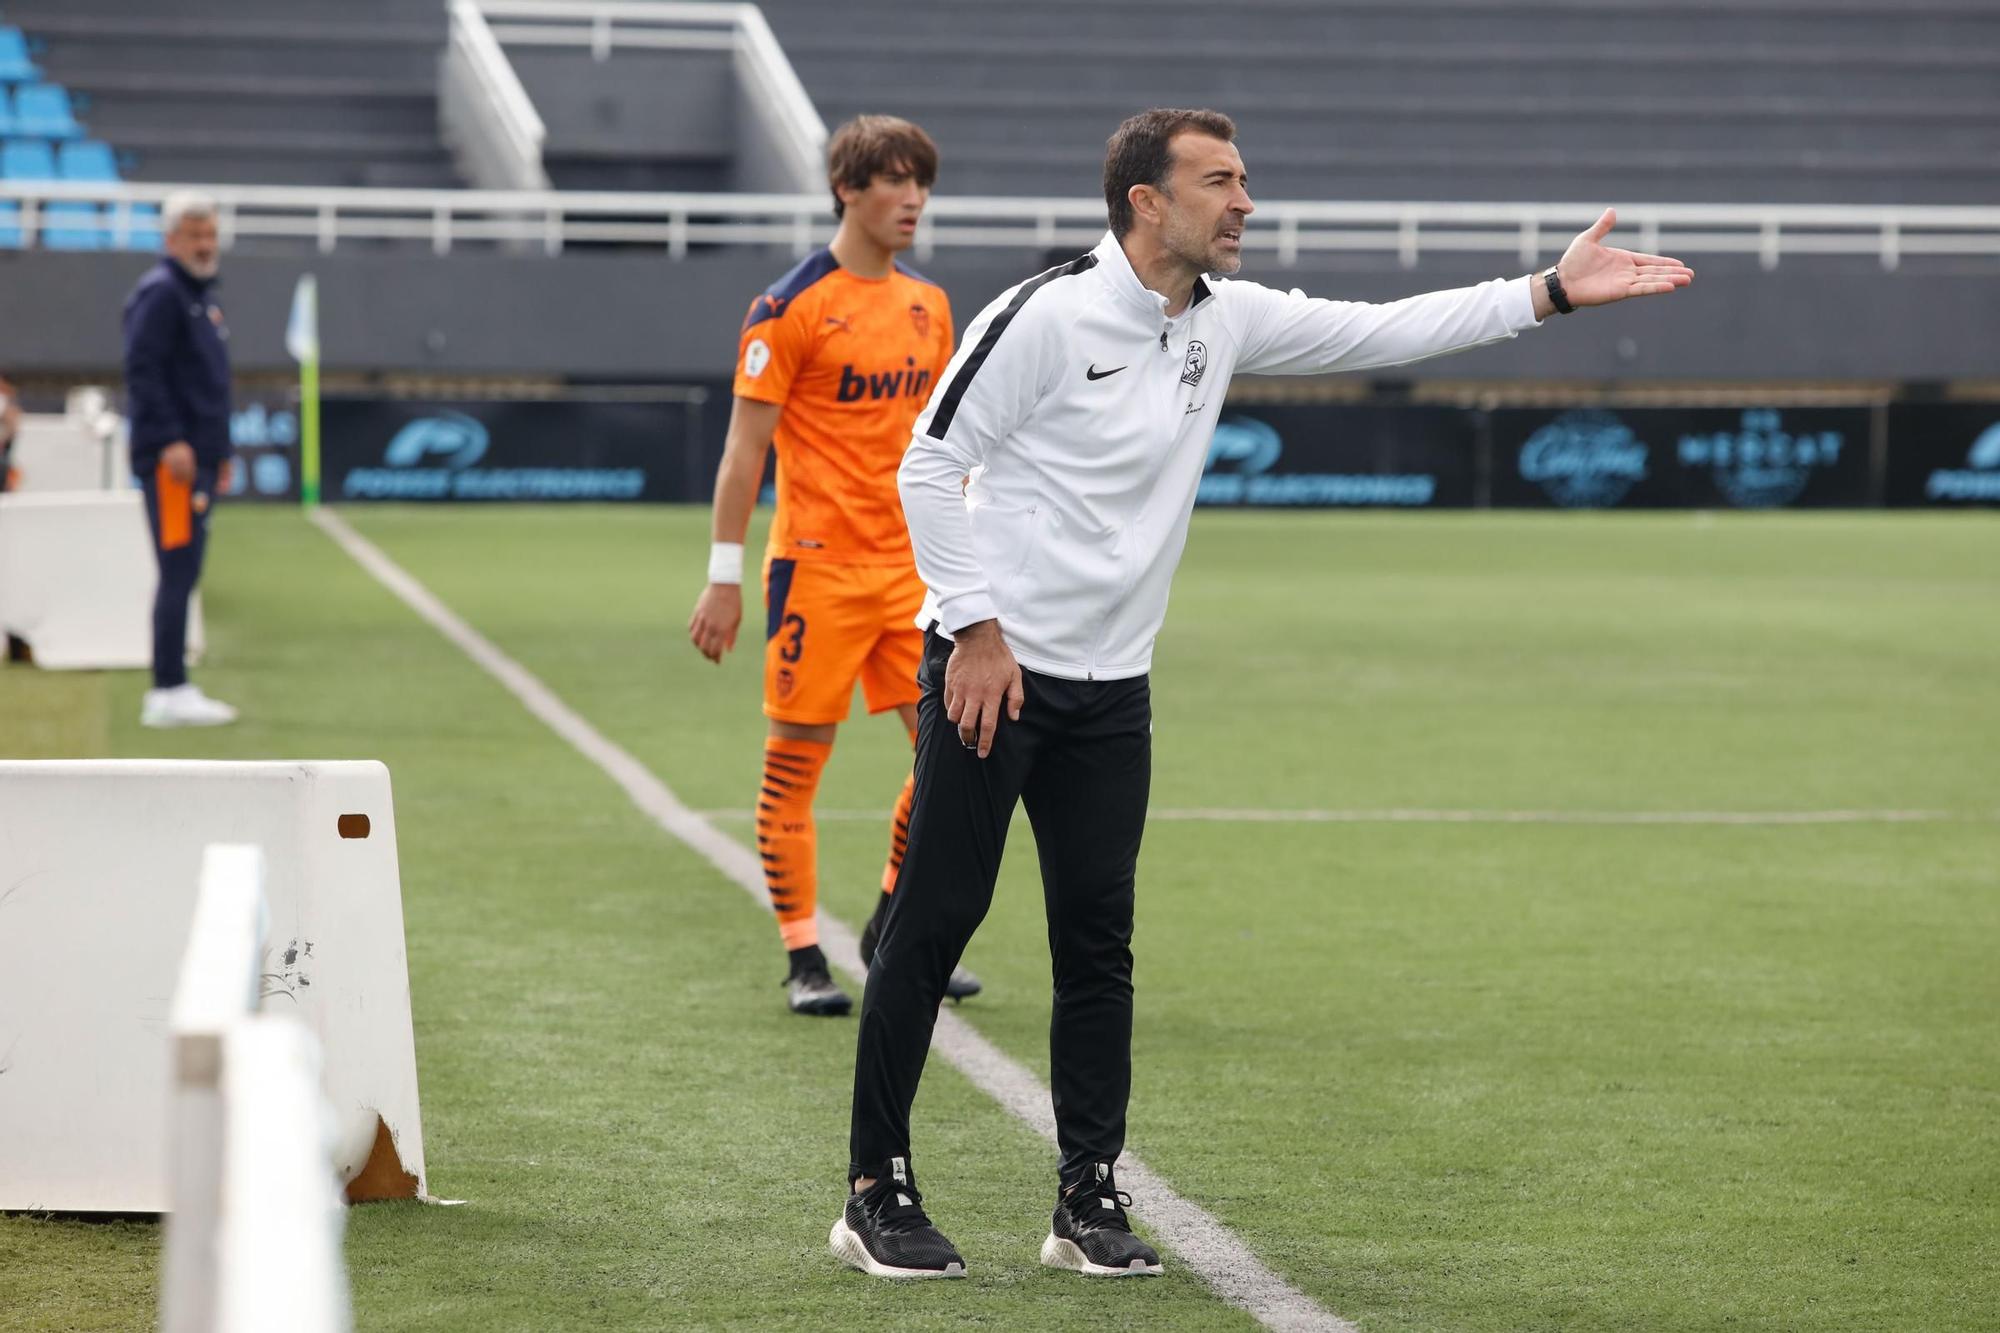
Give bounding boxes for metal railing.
[441,0,550,190]
[5,181,1998,270]
[477,0,827,194]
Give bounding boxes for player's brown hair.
[1102,108,1238,239]
[827,115,940,219]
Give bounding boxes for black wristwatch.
[1542,265,1575,315]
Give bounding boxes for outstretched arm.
[1235,206,1696,377]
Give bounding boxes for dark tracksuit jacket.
[122,256,233,476]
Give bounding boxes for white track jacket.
[901,230,1541,680]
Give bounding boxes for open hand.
[1556,208,1694,307]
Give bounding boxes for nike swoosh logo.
[1086,364,1126,381]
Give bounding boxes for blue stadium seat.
[0,202,23,249]
[0,29,40,83]
[41,201,106,250]
[0,86,14,138]
[1,137,56,180]
[58,139,118,182]
[108,201,161,251]
[12,84,79,139]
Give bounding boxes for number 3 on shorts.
[779,612,807,663]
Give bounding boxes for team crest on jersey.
[1181,340,1208,387]
[909,303,929,338]
[776,667,796,699]
[743,338,772,378]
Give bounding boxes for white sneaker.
[140,683,239,728]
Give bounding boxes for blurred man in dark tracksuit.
[122,190,237,727]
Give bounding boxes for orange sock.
[879,771,915,895]
[756,737,829,951]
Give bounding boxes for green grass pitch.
[1,506,1994,1331]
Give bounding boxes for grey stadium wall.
[4,247,2000,385]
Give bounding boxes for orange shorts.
[762,557,926,725]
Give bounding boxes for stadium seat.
[107,202,161,251]
[0,28,39,83]
[1,137,56,179]
[41,202,106,250]
[12,84,80,139]
[58,139,118,182]
[0,202,23,248]
[0,86,14,139]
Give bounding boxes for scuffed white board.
[0,760,425,1212]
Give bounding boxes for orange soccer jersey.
[733,251,954,566]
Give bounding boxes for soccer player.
[831,108,1693,1279]
[688,116,982,1016]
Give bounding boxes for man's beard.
[1166,216,1239,276]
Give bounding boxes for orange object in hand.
[155,459,193,550]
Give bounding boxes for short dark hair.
[1103,108,1237,239]
[827,115,939,219]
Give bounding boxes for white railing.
[476,0,827,193]
[6,181,1999,270]
[441,0,551,190]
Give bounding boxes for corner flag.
[286,274,321,507]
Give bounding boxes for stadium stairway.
[755,0,2000,205]
[4,0,460,189]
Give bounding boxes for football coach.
[830,107,1694,1281]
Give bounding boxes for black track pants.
[139,462,215,690]
[849,627,1151,1183]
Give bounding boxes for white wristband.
[707,542,745,585]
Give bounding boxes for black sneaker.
[860,895,984,1003]
[829,1156,966,1279]
[1040,1162,1161,1277]
[784,945,851,1016]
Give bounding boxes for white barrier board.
[215,1018,354,1333]
[8,414,125,492]
[161,845,269,1333]
[0,760,426,1212]
[0,489,204,670]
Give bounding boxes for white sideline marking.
[311,509,1352,1333]
[701,806,1969,827]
